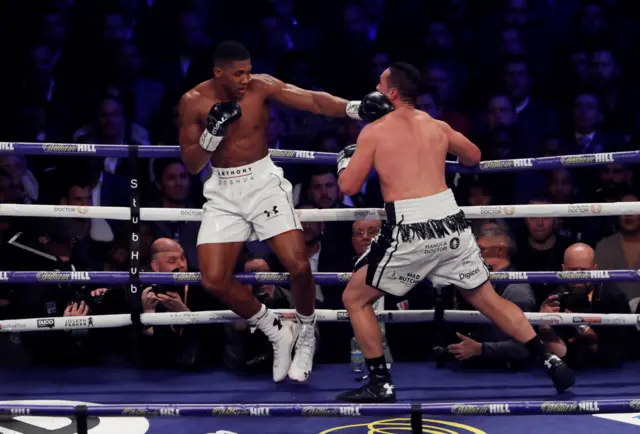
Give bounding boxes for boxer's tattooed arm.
[338,124,377,196]
[178,92,212,174]
[255,74,349,117]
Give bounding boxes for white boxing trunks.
[197,155,302,244]
[354,189,490,296]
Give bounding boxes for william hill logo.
[36,272,90,281]
[0,142,15,151]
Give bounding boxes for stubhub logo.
[0,400,149,433]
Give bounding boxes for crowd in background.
[0,0,640,374]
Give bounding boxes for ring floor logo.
[0,400,149,434]
[318,417,486,434]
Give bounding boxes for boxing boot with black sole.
[544,352,575,393]
[336,378,397,403]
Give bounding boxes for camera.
[73,286,106,314]
[149,268,181,295]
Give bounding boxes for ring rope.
[0,270,637,285]
[0,141,637,172]
[0,201,637,221]
[0,398,636,417]
[0,309,634,332]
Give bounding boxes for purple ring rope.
[0,399,637,417]
[1,142,637,172]
[0,270,637,285]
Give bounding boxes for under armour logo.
[264,206,279,218]
[544,359,552,369]
[273,318,283,330]
[382,383,394,395]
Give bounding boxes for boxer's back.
[373,109,449,202]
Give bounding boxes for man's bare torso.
[372,109,449,202]
[185,77,270,168]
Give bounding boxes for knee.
[287,259,312,280]
[201,270,231,296]
[342,285,360,309]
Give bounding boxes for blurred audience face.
[416,92,440,118]
[372,52,390,78]
[503,61,530,100]
[590,50,617,87]
[619,194,640,236]
[424,21,452,51]
[180,11,207,52]
[151,239,187,272]
[486,96,515,129]
[569,50,589,84]
[157,162,190,204]
[309,172,340,208]
[116,42,143,80]
[504,0,529,27]
[98,99,126,140]
[0,170,24,204]
[103,13,128,42]
[42,12,67,49]
[562,243,597,293]
[27,45,54,85]
[525,201,556,242]
[499,28,525,56]
[547,170,574,203]
[600,164,632,189]
[298,206,324,245]
[579,3,607,35]
[0,156,26,183]
[61,185,93,207]
[468,185,492,206]
[343,5,369,39]
[317,135,342,153]
[244,258,276,295]
[351,220,381,255]
[422,64,452,103]
[572,93,601,132]
[269,0,294,18]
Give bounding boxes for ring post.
[410,403,422,433]
[74,405,88,434]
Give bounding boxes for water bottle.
[350,337,365,372]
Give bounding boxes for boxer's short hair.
[214,41,250,66]
[388,61,423,105]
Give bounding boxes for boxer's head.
[150,238,187,273]
[213,40,251,100]
[376,62,423,107]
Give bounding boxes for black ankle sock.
[366,356,390,381]
[524,336,547,360]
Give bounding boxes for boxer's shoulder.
[249,74,285,95]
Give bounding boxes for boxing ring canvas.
[2,362,640,434]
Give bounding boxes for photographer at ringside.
[539,243,634,369]
[139,238,223,369]
[0,217,122,365]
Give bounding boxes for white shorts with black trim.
[354,189,490,296]
[197,155,302,244]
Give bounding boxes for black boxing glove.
[337,144,357,175]
[346,91,394,122]
[199,101,242,152]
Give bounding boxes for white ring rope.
[0,202,638,222]
[0,309,633,332]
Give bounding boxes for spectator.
[421,61,469,135]
[539,243,633,368]
[147,159,201,270]
[501,57,559,155]
[415,85,441,120]
[139,238,221,369]
[595,190,640,302]
[515,196,572,305]
[450,229,536,368]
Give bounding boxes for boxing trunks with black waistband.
[354,189,490,296]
